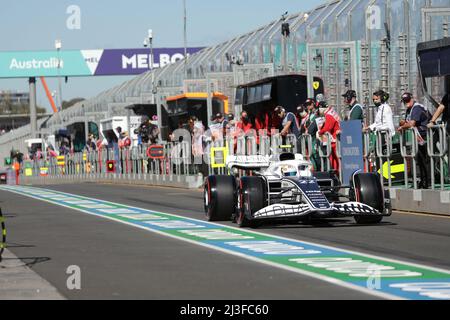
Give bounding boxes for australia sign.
[0,47,204,78]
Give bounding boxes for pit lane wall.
[18,173,204,190]
[17,175,450,216]
[389,188,450,216]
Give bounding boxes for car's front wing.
[252,202,390,220]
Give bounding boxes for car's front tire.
[237,177,267,228]
[204,175,237,221]
[351,173,384,224]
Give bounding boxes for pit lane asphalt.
[1,183,449,300]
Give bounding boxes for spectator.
[209,112,225,142]
[274,106,300,138]
[270,107,283,135]
[397,92,431,189]
[34,147,43,161]
[428,93,450,134]
[364,90,395,136]
[236,111,253,134]
[428,93,450,179]
[86,134,97,152]
[255,107,271,136]
[59,141,70,156]
[47,145,58,158]
[224,113,237,138]
[296,105,309,135]
[190,117,208,177]
[342,90,364,121]
[318,101,341,172]
[135,116,159,145]
[118,131,131,149]
[304,98,321,171]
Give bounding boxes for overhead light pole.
[145,29,162,140]
[55,39,63,112]
[144,29,156,104]
[183,0,188,79]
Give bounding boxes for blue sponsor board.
[340,120,365,186]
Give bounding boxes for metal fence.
[16,126,449,191]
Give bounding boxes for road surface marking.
[2,185,450,300]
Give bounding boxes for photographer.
[135,116,160,145]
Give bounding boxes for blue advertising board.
[340,120,364,186]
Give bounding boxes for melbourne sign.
[0,47,204,78]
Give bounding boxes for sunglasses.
[401,97,412,104]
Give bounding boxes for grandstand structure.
[1,0,449,161]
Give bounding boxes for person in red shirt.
[236,111,253,134]
[235,111,256,154]
[255,108,270,136]
[318,101,341,172]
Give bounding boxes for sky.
[0,0,324,112]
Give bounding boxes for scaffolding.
[1,0,450,162]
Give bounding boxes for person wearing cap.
[318,101,341,172]
[342,90,364,121]
[397,92,431,189]
[223,113,237,138]
[209,112,225,141]
[316,94,325,107]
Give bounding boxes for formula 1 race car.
[204,152,392,227]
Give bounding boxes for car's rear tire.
[204,175,237,221]
[237,177,267,228]
[352,173,384,224]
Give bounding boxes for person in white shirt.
[364,90,395,136]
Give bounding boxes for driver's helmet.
[281,165,298,177]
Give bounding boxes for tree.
[0,102,46,115]
[62,98,85,110]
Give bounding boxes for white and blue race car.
[204,152,392,227]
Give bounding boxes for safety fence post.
[285,134,298,154]
[335,135,343,182]
[428,125,448,191]
[362,132,373,173]
[300,134,313,161]
[0,208,6,263]
[375,130,393,187]
[318,133,332,172]
[236,136,246,156]
[400,128,418,189]
[246,135,257,156]
[271,135,283,156]
[259,135,271,156]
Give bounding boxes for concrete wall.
[19,174,205,190]
[389,188,450,216]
